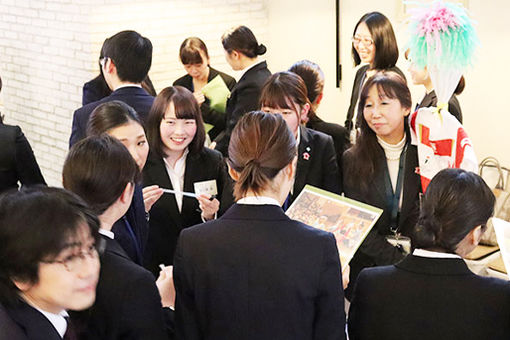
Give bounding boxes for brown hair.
[179,37,209,65]
[222,25,266,58]
[146,86,206,157]
[87,100,142,137]
[345,71,411,192]
[259,71,313,122]
[288,60,325,114]
[228,111,297,199]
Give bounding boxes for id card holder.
[194,180,218,197]
[386,235,411,255]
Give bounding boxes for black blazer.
[291,126,340,204]
[70,86,155,147]
[0,123,46,193]
[348,255,510,340]
[417,90,463,123]
[342,139,421,298]
[344,65,406,131]
[174,203,346,340]
[306,115,350,179]
[142,148,231,274]
[80,235,171,340]
[215,61,271,156]
[0,301,61,340]
[173,67,236,140]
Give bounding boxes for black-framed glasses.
[42,238,105,272]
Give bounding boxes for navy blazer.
[0,123,46,193]
[70,86,155,147]
[348,255,510,340]
[173,67,236,140]
[0,301,62,340]
[215,61,271,156]
[78,235,172,340]
[142,148,232,275]
[174,204,346,340]
[291,126,340,204]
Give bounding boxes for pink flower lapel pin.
[303,147,311,161]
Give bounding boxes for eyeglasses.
[42,239,105,272]
[351,36,374,47]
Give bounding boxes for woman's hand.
[155,265,175,309]
[143,185,164,212]
[342,264,350,290]
[193,91,205,105]
[196,194,220,220]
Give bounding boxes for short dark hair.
[352,12,399,69]
[179,37,209,65]
[146,86,206,157]
[87,100,143,137]
[412,168,495,253]
[228,111,297,199]
[63,135,140,215]
[101,30,152,83]
[222,25,266,58]
[0,186,100,306]
[288,60,325,105]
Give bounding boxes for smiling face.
[353,22,376,65]
[363,84,410,144]
[107,120,149,170]
[160,101,197,159]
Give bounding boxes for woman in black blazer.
[214,25,271,156]
[260,72,340,207]
[143,86,231,275]
[173,37,236,141]
[348,168,510,340]
[345,12,404,137]
[342,72,421,299]
[174,112,346,340]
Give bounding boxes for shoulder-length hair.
[146,86,206,158]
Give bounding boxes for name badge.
[386,235,411,255]
[194,180,218,197]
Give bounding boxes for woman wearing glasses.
[344,12,405,140]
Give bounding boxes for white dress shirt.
[237,196,280,206]
[413,248,462,259]
[34,307,68,338]
[163,149,189,213]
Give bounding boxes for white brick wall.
[0,0,268,186]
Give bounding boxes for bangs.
[172,92,200,120]
[260,85,294,111]
[180,47,203,65]
[375,82,398,100]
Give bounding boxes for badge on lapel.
[303,147,311,161]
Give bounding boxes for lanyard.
[383,143,408,235]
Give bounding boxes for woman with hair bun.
[174,111,346,340]
[348,168,510,340]
[213,25,272,156]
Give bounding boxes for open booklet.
[286,185,383,270]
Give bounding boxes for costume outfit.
[70,86,154,147]
[342,133,421,299]
[142,148,231,275]
[416,90,463,123]
[173,67,236,140]
[215,61,271,156]
[0,123,46,193]
[344,65,406,131]
[174,198,346,340]
[348,250,510,340]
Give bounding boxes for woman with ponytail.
[213,25,272,156]
[174,111,347,340]
[348,168,510,340]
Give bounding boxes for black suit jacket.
[417,90,463,123]
[348,255,510,340]
[0,123,46,193]
[174,204,346,340]
[142,148,232,274]
[344,65,406,131]
[173,67,236,140]
[0,301,61,340]
[70,86,155,146]
[291,126,340,204]
[215,61,271,156]
[81,235,171,340]
[342,139,421,298]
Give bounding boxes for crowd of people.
[0,9,509,340]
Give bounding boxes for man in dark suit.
[0,187,102,340]
[69,30,154,147]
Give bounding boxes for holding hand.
[196,194,219,220]
[143,185,164,213]
[156,265,175,309]
[193,91,205,105]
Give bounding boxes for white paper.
[492,217,510,279]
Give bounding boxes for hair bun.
[257,44,267,56]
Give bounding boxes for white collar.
[413,248,462,259]
[239,60,265,80]
[113,83,142,91]
[296,125,301,146]
[237,196,280,206]
[33,307,68,338]
[99,228,114,239]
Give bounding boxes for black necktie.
[63,316,78,340]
